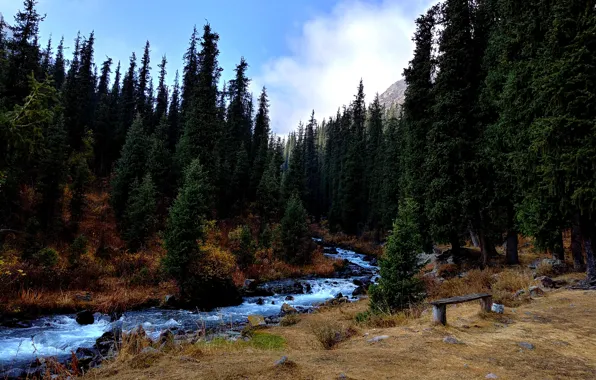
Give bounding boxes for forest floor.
[87,283,596,380]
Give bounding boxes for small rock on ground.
[491,304,505,314]
[275,356,288,366]
[486,373,498,379]
[518,342,535,350]
[443,336,462,344]
[367,335,389,343]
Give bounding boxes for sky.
[0,0,435,135]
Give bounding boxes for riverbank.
[87,288,596,380]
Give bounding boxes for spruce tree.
[111,116,148,221]
[303,110,320,217]
[249,87,270,200]
[146,117,172,197]
[369,198,425,313]
[280,194,312,265]
[137,41,152,124]
[154,55,168,126]
[167,70,181,151]
[123,173,156,252]
[365,94,384,232]
[52,37,65,90]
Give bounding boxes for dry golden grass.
[426,267,535,307]
[86,288,596,380]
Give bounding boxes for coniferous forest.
[1,0,595,316]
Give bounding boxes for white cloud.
[254,0,435,136]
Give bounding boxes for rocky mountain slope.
[378,79,406,110]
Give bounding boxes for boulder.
[256,298,265,305]
[491,304,505,314]
[76,310,94,325]
[529,286,544,297]
[285,295,295,301]
[162,294,178,308]
[352,286,366,297]
[281,303,298,315]
[244,279,256,289]
[535,276,555,289]
[247,314,266,328]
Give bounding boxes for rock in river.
[76,310,94,325]
[281,303,298,315]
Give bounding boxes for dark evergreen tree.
[111,116,148,221]
[249,87,270,200]
[2,0,43,109]
[369,198,425,312]
[154,55,168,127]
[146,116,172,197]
[52,36,65,90]
[137,41,152,124]
[303,110,320,217]
[167,70,181,151]
[123,173,156,252]
[117,52,137,150]
[279,194,312,265]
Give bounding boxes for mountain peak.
[378,79,406,110]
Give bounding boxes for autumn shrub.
[280,314,301,326]
[309,319,357,350]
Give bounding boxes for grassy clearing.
[87,288,596,380]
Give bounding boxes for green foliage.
[69,234,88,266]
[123,173,157,252]
[228,225,256,269]
[369,198,425,313]
[279,194,312,265]
[34,247,59,268]
[111,116,148,221]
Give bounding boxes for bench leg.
[432,305,447,325]
[480,296,493,313]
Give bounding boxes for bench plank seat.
[430,293,491,306]
[430,293,492,325]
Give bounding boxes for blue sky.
[0,0,435,134]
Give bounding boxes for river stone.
[163,294,178,308]
[491,303,505,314]
[518,342,535,350]
[248,315,266,327]
[256,298,265,305]
[281,303,297,315]
[285,295,295,301]
[352,286,366,297]
[76,310,94,325]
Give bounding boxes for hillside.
[378,79,406,110]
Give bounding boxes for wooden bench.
[429,293,492,325]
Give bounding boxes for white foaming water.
[0,316,110,366]
[0,246,376,367]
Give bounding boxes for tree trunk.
[571,213,585,271]
[585,235,596,284]
[450,232,461,256]
[506,229,519,265]
[505,203,519,265]
[477,228,490,268]
[553,230,565,261]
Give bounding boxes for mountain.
[378,79,406,110]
